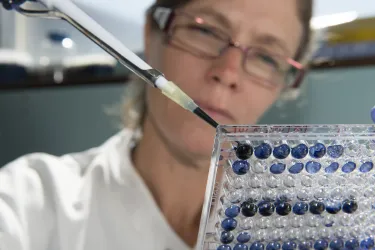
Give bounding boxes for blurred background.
[0,0,375,165]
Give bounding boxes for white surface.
[62,53,117,67]
[71,0,153,52]
[311,11,358,29]
[0,49,34,66]
[314,0,375,17]
[40,0,153,70]
[0,128,190,250]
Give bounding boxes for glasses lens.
[244,49,297,87]
[167,14,304,88]
[170,23,228,57]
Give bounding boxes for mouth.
[195,101,234,122]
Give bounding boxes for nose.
[206,47,243,90]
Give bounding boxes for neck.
[132,116,210,247]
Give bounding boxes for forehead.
[181,0,303,56]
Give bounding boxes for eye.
[257,52,280,70]
[187,24,218,37]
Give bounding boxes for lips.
[195,101,234,122]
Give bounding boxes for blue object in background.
[313,41,375,61]
[0,64,28,83]
[47,31,70,44]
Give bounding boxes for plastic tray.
[197,125,375,250]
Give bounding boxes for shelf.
[310,56,375,70]
[0,75,129,91]
[1,58,375,91]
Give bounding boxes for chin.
[171,114,217,158]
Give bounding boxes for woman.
[0,0,313,249]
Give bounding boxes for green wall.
[260,66,375,124]
[0,84,124,166]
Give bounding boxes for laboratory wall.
[1,65,374,166]
[259,66,375,125]
[0,9,15,48]
[0,84,124,166]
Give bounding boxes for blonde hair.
[119,75,147,129]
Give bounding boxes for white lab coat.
[0,129,191,250]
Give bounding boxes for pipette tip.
[193,107,220,128]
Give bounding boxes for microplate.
[197,125,375,250]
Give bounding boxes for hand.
[372,106,375,123]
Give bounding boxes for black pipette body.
[193,107,247,154]
[193,107,220,128]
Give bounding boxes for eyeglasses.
[151,7,305,89]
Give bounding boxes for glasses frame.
[151,6,306,89]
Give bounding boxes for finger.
[372,106,375,123]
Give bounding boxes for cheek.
[149,44,280,127]
[145,85,217,157]
[236,85,281,123]
[145,48,218,155]
[159,47,208,94]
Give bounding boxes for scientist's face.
[144,0,303,163]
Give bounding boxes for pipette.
[2,0,219,128]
